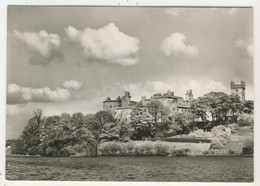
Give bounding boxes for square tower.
[230,80,246,102]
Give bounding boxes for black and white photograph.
[4,5,256,183]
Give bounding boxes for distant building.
[103,80,247,123]
[230,80,246,102]
[103,90,193,123]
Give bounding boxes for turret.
[230,80,246,102]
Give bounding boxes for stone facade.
[230,80,246,102]
[103,90,193,122]
[103,80,246,122]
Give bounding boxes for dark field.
[6,156,253,182]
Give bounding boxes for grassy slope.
[213,126,253,155]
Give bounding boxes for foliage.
[210,138,224,149]
[210,125,231,149]
[20,109,43,155]
[11,109,116,156]
[243,100,254,114]
[153,142,169,156]
[242,140,254,155]
[146,100,171,123]
[169,148,190,156]
[98,141,190,156]
[130,106,154,140]
[237,114,254,127]
[227,123,239,134]
[191,92,243,126]
[10,139,26,155]
[171,112,192,135]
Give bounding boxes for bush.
[125,141,134,155]
[142,141,154,155]
[154,142,169,156]
[133,144,146,155]
[10,139,26,155]
[169,148,190,156]
[228,123,239,134]
[237,114,254,127]
[242,140,254,155]
[210,138,224,149]
[229,150,235,155]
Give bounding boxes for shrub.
[169,148,190,156]
[154,142,169,156]
[237,114,254,127]
[210,138,224,149]
[203,151,209,155]
[242,140,254,155]
[142,141,154,155]
[98,142,111,156]
[134,144,146,155]
[228,123,239,134]
[125,141,134,155]
[229,150,235,155]
[118,143,128,155]
[10,139,26,155]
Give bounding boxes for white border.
[1,0,259,186]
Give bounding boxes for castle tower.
[122,91,131,107]
[230,80,246,102]
[185,90,193,102]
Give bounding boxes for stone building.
[230,80,246,102]
[103,91,137,123]
[103,89,193,123]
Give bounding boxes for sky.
[6,6,253,139]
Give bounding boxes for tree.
[130,105,154,140]
[243,100,254,114]
[147,100,170,123]
[172,112,192,134]
[191,92,243,126]
[21,109,44,155]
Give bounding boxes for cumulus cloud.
[62,80,83,90]
[165,9,184,16]
[235,39,253,58]
[65,23,140,66]
[13,30,62,65]
[160,33,199,58]
[123,80,231,101]
[14,30,60,57]
[7,83,71,104]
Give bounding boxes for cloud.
[165,9,184,16]
[7,83,71,104]
[13,30,62,65]
[160,33,199,58]
[123,80,231,101]
[235,39,253,58]
[65,23,140,66]
[62,80,83,90]
[14,30,60,57]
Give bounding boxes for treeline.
[7,92,254,156]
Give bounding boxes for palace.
[103,80,246,122]
[103,89,193,123]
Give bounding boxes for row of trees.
[10,110,116,156]
[191,92,253,127]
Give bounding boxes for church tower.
[230,80,246,102]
